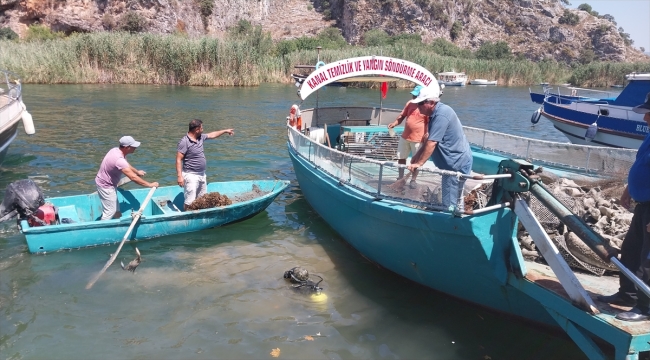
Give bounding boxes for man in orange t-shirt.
[388,85,429,187]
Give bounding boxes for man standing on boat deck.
[95,136,159,220]
[598,92,650,322]
[388,85,429,188]
[176,119,234,210]
[407,86,472,212]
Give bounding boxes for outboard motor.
[0,179,45,222]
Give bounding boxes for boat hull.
[21,180,289,253]
[469,80,497,85]
[0,121,18,164]
[288,144,557,326]
[542,101,646,148]
[438,80,466,86]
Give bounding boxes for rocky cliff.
[1,0,646,63]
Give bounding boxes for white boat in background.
[469,79,497,85]
[438,71,467,86]
[0,70,35,164]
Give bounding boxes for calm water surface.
[0,84,586,359]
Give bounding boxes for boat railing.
[0,70,22,111]
[464,126,636,177]
[288,125,493,216]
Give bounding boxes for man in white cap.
[95,136,159,220]
[407,85,472,212]
[388,85,429,186]
[598,92,650,321]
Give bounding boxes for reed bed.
[0,32,288,86]
[569,61,650,87]
[0,32,647,87]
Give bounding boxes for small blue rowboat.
[20,180,289,253]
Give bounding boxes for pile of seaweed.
[186,192,232,210]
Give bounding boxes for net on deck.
[288,126,471,214]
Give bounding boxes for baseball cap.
[410,85,441,104]
[632,92,650,114]
[119,136,141,148]
[410,85,424,96]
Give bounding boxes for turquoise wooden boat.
[287,56,649,359]
[20,180,289,253]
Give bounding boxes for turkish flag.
[380,82,388,99]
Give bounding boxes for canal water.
[0,84,587,359]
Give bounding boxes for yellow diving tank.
[20,101,35,135]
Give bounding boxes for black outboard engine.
[0,179,45,222]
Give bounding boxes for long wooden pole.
[86,186,157,289]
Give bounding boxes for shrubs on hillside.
[25,25,65,41]
[0,27,18,41]
[119,11,148,33]
[558,10,580,26]
[475,41,511,60]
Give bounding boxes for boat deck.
[0,95,9,107]
[525,261,649,335]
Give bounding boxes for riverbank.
[0,32,649,87]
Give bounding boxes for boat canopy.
[298,56,438,100]
[611,73,650,107]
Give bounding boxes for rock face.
[0,0,646,63]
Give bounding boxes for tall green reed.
[0,32,647,87]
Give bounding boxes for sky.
[567,0,650,51]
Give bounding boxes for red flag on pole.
[380,82,388,99]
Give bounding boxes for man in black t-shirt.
[176,119,234,210]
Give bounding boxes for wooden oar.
[86,186,157,289]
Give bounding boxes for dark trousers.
[619,202,650,311]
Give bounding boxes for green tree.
[475,41,512,60]
[197,0,214,28]
[316,27,348,49]
[618,27,633,46]
[119,11,148,33]
[391,33,422,44]
[275,40,297,56]
[229,20,253,37]
[578,47,595,64]
[25,24,65,41]
[450,21,463,41]
[362,29,391,47]
[577,3,592,13]
[429,38,472,58]
[601,14,616,25]
[0,27,18,41]
[558,10,580,26]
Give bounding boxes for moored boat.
[0,70,35,164]
[529,84,617,105]
[469,79,497,85]
[286,56,649,359]
[538,73,650,148]
[10,180,289,253]
[437,71,467,86]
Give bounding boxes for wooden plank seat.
[152,196,181,215]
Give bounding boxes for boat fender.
[530,107,542,124]
[315,61,326,70]
[585,122,598,141]
[20,101,35,135]
[21,110,35,135]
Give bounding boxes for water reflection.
[0,84,586,359]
